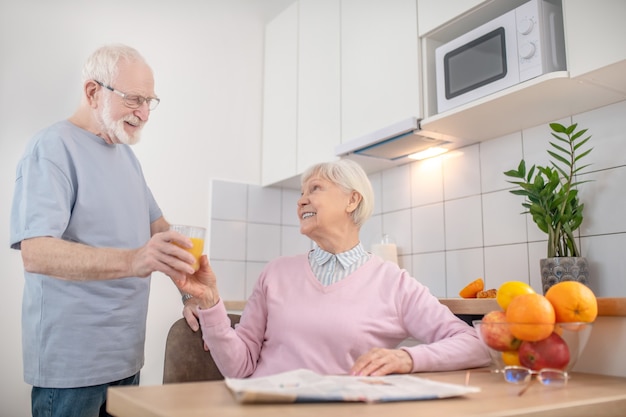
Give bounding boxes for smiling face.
[95,59,155,145]
[298,173,362,253]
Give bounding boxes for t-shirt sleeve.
[10,150,74,249]
[146,185,162,223]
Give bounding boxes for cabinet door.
[341,0,421,142]
[262,2,298,186]
[417,0,485,36]
[297,0,341,173]
[563,0,626,79]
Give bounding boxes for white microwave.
[435,0,566,113]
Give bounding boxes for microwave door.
[445,27,508,100]
[436,11,520,113]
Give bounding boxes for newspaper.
[225,369,480,403]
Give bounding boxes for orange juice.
[173,237,205,271]
[188,237,205,271]
[170,224,206,271]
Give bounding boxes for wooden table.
[107,370,626,417]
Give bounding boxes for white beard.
[100,96,143,145]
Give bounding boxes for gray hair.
[81,44,149,85]
[301,159,374,227]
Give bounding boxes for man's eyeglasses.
[466,366,568,396]
[95,80,160,111]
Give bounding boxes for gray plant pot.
[540,257,590,295]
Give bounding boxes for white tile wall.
[245,262,266,299]
[581,234,626,297]
[446,248,485,293]
[480,132,522,193]
[369,172,383,215]
[443,144,481,200]
[381,164,411,212]
[281,189,302,226]
[575,101,626,172]
[210,180,313,300]
[247,186,282,224]
[212,260,246,301]
[580,167,626,235]
[528,241,547,290]
[246,223,281,261]
[410,156,443,206]
[482,190,527,246]
[209,100,626,300]
[209,220,246,260]
[483,244,529,290]
[211,181,248,221]
[444,195,483,250]
[411,203,445,253]
[381,209,412,256]
[411,252,446,297]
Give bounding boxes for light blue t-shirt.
[10,120,162,388]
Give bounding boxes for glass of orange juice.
[170,224,206,271]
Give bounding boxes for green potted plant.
[504,122,593,294]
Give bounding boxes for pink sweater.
[198,254,490,378]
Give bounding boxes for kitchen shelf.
[421,70,626,143]
[439,297,626,317]
[226,297,626,317]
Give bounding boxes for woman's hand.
[182,297,210,351]
[350,348,413,376]
[171,255,220,310]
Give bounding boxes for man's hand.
[350,348,413,376]
[130,229,197,281]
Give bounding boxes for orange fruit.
[502,351,521,366]
[496,281,535,311]
[505,293,555,341]
[459,278,484,298]
[545,281,598,323]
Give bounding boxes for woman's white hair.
[81,44,149,85]
[301,159,374,227]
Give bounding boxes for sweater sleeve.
[197,283,269,378]
[395,272,491,372]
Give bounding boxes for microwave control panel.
[515,0,566,82]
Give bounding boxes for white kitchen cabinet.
[419,0,626,143]
[261,2,298,186]
[562,0,626,92]
[262,0,341,188]
[417,0,485,36]
[340,0,421,143]
[297,0,341,175]
[419,0,626,82]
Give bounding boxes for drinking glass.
[170,224,206,271]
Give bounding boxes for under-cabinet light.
[407,147,448,160]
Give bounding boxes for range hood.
[335,118,458,163]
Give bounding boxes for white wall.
[0,1,293,415]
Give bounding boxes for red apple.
[518,332,570,370]
[479,311,522,352]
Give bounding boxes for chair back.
[163,314,241,384]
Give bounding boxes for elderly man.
[10,44,196,417]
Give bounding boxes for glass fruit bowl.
[473,319,593,372]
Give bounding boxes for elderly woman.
[174,159,490,378]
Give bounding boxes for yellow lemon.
[502,351,521,367]
[496,281,535,311]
